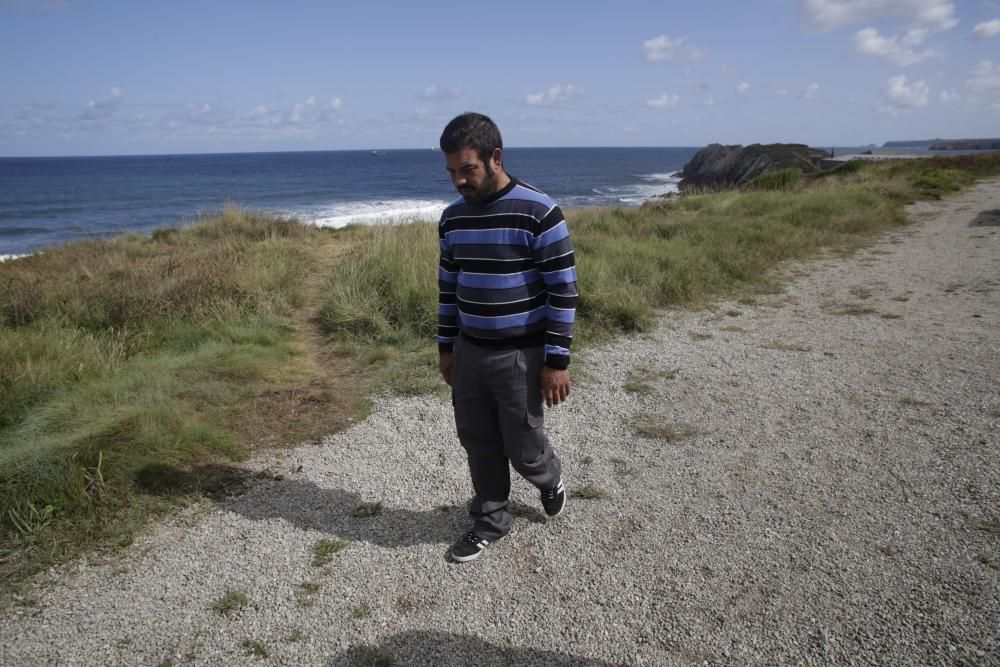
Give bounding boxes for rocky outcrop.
[678,143,830,191]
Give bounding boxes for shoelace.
[463,531,481,544]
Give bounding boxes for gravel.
[2,181,999,666]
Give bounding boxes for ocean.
[0,147,701,258]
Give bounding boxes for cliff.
[678,143,830,191]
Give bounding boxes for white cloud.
[737,82,751,94]
[938,89,960,103]
[803,82,821,98]
[775,89,790,97]
[687,83,710,94]
[965,61,1000,110]
[974,19,1000,38]
[645,93,680,109]
[525,84,581,107]
[803,0,958,30]
[967,60,1000,93]
[877,74,930,112]
[420,84,461,101]
[79,87,125,122]
[853,26,942,65]
[641,35,706,61]
[704,97,715,107]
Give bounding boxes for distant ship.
[371,150,384,156]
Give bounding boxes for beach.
[2,177,997,664]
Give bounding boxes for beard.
[459,162,498,203]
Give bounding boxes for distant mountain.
[884,138,1000,150]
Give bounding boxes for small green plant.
[848,285,873,300]
[760,340,812,353]
[719,325,748,333]
[287,628,305,642]
[296,581,322,605]
[899,397,933,408]
[633,415,697,442]
[688,332,713,341]
[351,501,384,519]
[240,639,268,658]
[311,538,349,566]
[572,484,608,500]
[623,366,679,394]
[210,589,249,615]
[351,603,373,619]
[581,455,594,465]
[610,457,637,479]
[828,304,878,316]
[970,519,1000,534]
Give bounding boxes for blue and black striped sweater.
[437,178,578,370]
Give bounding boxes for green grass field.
[2,153,999,589]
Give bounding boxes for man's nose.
[452,173,466,187]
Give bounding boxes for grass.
[210,589,249,615]
[2,153,999,592]
[351,501,384,518]
[622,366,679,395]
[634,415,698,442]
[311,537,349,566]
[571,484,608,500]
[295,581,323,606]
[351,603,373,619]
[240,639,268,658]
[760,340,813,353]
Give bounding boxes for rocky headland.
[678,143,830,191]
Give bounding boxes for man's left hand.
[540,367,571,408]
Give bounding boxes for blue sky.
[1,0,998,156]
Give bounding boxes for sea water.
[0,147,700,256]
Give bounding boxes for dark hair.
[439,112,502,164]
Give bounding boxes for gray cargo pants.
[452,335,562,541]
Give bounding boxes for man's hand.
[439,352,454,386]
[540,367,571,408]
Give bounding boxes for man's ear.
[491,147,504,170]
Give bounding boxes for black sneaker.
[450,531,491,562]
[540,479,566,517]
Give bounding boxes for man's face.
[445,147,499,204]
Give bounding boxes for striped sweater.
[437,178,578,369]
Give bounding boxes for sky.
[0,0,998,156]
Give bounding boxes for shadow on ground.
[135,463,545,547]
[329,630,622,666]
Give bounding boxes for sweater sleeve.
[530,204,577,369]
[437,216,459,353]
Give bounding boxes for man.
[437,112,578,562]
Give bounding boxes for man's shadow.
[135,463,545,548]
[329,631,622,666]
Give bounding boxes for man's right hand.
[439,352,454,386]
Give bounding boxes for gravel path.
[3,181,999,666]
